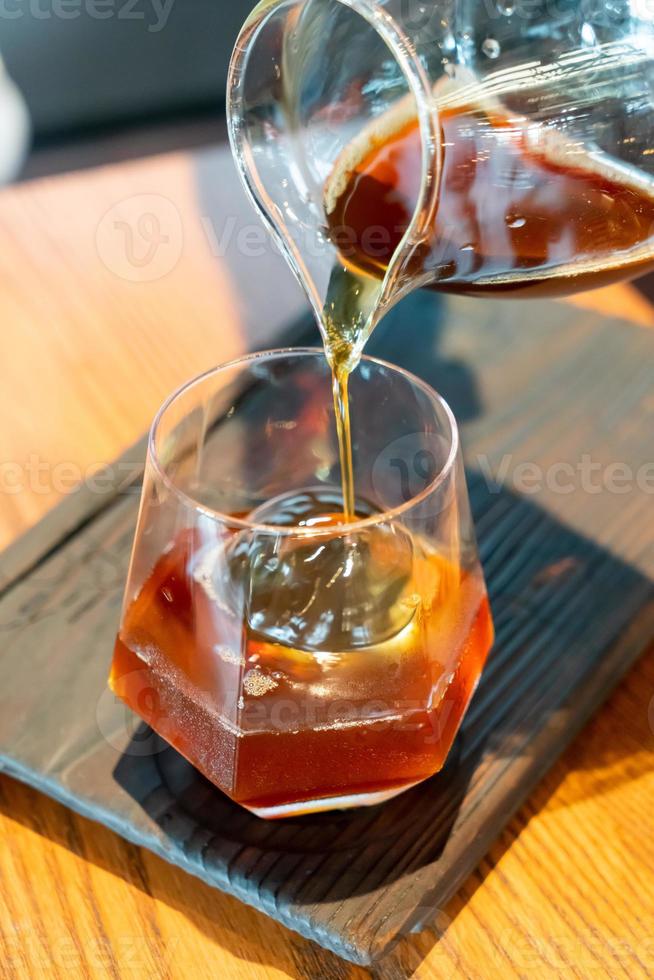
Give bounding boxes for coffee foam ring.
[323,71,490,216]
[323,93,417,216]
[323,69,654,217]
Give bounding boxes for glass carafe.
[228,0,654,362]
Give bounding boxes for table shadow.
[111,470,652,884]
[110,290,653,962]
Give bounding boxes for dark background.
[2,0,253,177]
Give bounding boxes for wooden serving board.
[0,291,653,966]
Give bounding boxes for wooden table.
[0,148,653,980]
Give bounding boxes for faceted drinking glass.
[109,349,493,818]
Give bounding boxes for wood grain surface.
[0,150,653,979]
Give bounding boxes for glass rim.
[148,347,459,537]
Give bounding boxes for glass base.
[243,779,423,819]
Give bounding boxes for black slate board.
[1,292,653,965]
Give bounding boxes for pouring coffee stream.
[228,0,654,516]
